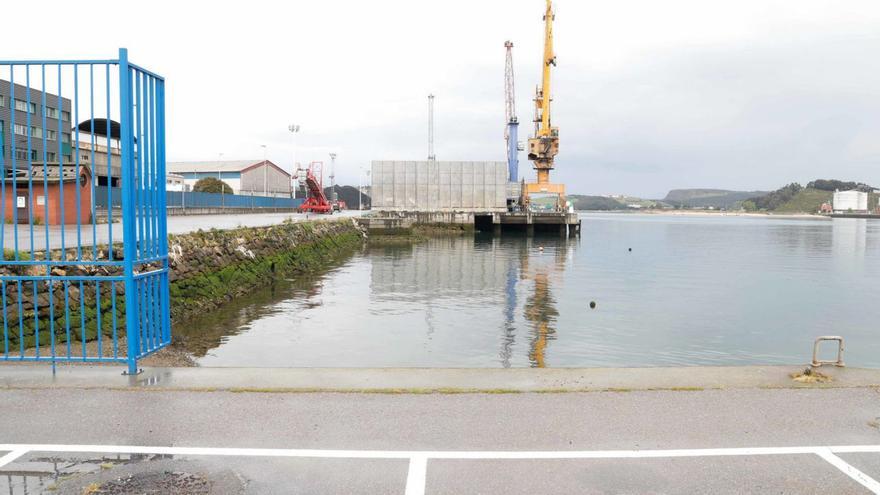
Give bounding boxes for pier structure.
[365,160,580,236]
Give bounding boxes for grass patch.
[775,188,832,213]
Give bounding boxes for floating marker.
[589,301,597,309]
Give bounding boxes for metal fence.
[0,48,170,373]
[95,186,303,209]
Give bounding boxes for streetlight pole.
[261,144,268,198]
[288,124,300,199]
[218,152,224,208]
[329,152,337,206]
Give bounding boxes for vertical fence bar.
[157,78,170,344]
[57,64,64,254]
[74,65,82,260]
[1,77,6,260]
[105,64,113,255]
[89,65,97,256]
[10,74,18,260]
[25,66,34,261]
[63,280,70,359]
[39,64,54,362]
[40,64,49,255]
[119,49,140,374]
[1,282,7,358]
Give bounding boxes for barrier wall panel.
[370,160,507,211]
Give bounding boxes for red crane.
[298,162,333,214]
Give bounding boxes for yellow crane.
[525,0,564,209]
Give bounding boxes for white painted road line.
[815,448,880,494]
[0,449,28,469]
[1,443,879,494]
[1,443,880,460]
[404,456,427,495]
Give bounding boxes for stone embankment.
[168,218,364,321]
[0,219,365,350]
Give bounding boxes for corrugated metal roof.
[167,160,263,173]
[3,163,91,183]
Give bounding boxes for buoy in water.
[628,248,632,252]
[538,246,544,251]
[589,301,597,309]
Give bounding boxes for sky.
[6,0,880,198]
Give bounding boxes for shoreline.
[0,365,877,393]
[579,210,830,220]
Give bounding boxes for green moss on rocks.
[0,219,365,349]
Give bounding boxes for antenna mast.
[428,94,436,161]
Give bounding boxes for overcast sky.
[9,0,880,198]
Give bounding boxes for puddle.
[0,453,243,495]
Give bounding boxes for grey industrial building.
[0,79,73,165]
[371,161,508,212]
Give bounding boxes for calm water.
[178,214,880,368]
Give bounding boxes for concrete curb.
[0,365,878,393]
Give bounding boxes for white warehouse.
[832,190,868,213]
[168,160,292,198]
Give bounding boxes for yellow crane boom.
[526,0,564,204]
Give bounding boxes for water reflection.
[832,219,868,259]
[179,214,880,368]
[518,236,569,368]
[175,269,331,359]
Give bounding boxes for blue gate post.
[118,48,140,375]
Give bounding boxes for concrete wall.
[371,161,507,212]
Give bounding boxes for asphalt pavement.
[0,385,878,494]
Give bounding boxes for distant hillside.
[568,195,628,211]
[568,195,668,210]
[806,179,875,193]
[663,189,767,209]
[743,180,879,213]
[774,189,832,213]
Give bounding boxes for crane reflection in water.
[501,234,571,368]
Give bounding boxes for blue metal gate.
[0,49,170,373]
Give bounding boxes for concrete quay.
[0,364,877,393]
[0,365,879,494]
[360,210,581,236]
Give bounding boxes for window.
[63,154,71,162]
[0,95,4,108]
[14,124,27,136]
[14,99,36,114]
[46,130,57,141]
[62,132,70,144]
[43,107,58,119]
[46,152,57,162]
[15,148,36,161]
[61,110,70,121]
[30,127,42,139]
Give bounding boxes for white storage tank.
[832,190,868,212]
